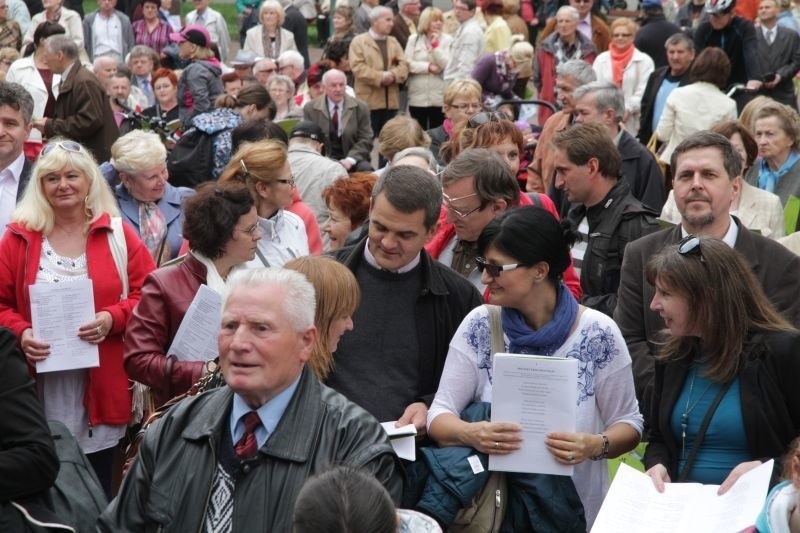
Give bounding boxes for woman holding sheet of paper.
[427,206,643,528]
[0,138,156,498]
[124,182,260,408]
[644,237,800,495]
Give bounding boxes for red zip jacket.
[0,213,155,426]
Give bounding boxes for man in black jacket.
[694,0,762,111]
[99,269,402,532]
[554,123,659,317]
[755,0,800,107]
[328,166,482,435]
[637,32,695,145]
[573,81,666,211]
[634,0,681,68]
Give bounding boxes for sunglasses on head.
[475,256,526,278]
[466,111,510,129]
[677,235,704,261]
[41,140,83,157]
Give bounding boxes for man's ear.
[297,325,317,364]
[424,221,439,244]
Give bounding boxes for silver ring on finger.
[494,441,500,449]
[96,326,102,335]
[567,454,575,462]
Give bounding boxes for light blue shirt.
[229,375,301,450]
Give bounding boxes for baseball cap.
[290,121,327,143]
[170,25,210,48]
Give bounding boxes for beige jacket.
[349,32,409,111]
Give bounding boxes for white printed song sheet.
[489,353,578,476]
[380,422,417,461]
[591,460,774,533]
[30,279,99,373]
[167,284,222,362]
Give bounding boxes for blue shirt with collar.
[229,375,301,450]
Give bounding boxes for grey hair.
[128,44,158,62]
[277,49,304,69]
[268,73,295,93]
[370,5,393,21]
[556,59,597,86]
[0,82,34,124]
[665,32,694,50]
[111,130,167,175]
[398,0,414,9]
[93,54,118,70]
[392,147,437,171]
[46,34,79,60]
[226,268,316,331]
[574,81,624,122]
[322,68,346,85]
[371,165,442,229]
[556,5,580,20]
[441,148,520,206]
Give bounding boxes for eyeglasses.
[449,102,483,112]
[41,140,83,157]
[467,111,510,129]
[475,256,525,278]
[257,67,276,74]
[237,223,261,237]
[677,235,704,261]
[612,33,632,38]
[442,192,483,218]
[239,160,295,187]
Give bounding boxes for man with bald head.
[304,68,374,171]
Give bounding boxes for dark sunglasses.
[466,111,510,129]
[475,256,525,278]
[677,235,704,261]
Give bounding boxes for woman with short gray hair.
[268,74,302,120]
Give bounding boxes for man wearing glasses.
[443,0,484,84]
[538,0,610,53]
[253,58,278,87]
[693,0,761,111]
[614,131,800,418]
[328,166,481,438]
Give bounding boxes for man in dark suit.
[303,68,374,172]
[755,0,800,107]
[614,131,800,416]
[637,32,694,144]
[0,81,33,235]
[33,35,118,163]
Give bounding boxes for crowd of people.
[1,0,800,530]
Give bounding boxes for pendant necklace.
[680,365,713,461]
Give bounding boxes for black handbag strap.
[677,380,733,482]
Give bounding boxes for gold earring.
[84,195,92,219]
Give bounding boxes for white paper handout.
[167,284,222,362]
[30,279,99,373]
[380,421,417,462]
[489,353,578,476]
[591,460,774,533]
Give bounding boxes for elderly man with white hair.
[349,5,408,142]
[99,268,402,532]
[277,48,306,90]
[304,68,374,171]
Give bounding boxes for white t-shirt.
[428,304,643,528]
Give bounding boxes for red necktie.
[331,105,339,136]
[234,411,261,460]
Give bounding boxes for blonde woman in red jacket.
[0,138,155,498]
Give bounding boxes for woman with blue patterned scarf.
[427,206,642,529]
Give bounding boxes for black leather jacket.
[98,367,403,532]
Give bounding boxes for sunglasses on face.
[475,256,525,278]
[239,160,295,187]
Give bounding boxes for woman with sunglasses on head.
[124,182,259,409]
[218,139,309,268]
[0,138,157,498]
[644,237,800,497]
[427,206,642,529]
